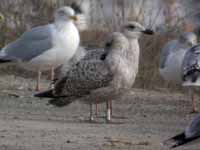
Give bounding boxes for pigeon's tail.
[34,90,55,98]
[162,132,199,149]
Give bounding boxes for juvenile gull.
[35,21,154,122]
[163,113,200,148]
[182,44,200,112]
[0,6,80,91]
[159,32,197,112]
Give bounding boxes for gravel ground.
[0,73,199,150]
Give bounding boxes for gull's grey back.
[182,44,200,80]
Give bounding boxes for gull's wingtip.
[34,90,54,98]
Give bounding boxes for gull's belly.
[20,26,80,72]
[160,51,186,83]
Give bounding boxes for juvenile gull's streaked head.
[123,21,154,39]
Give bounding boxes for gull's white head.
[179,32,197,47]
[54,6,77,22]
[123,21,154,39]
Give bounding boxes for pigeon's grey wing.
[1,25,54,61]
[160,40,177,68]
[182,44,200,82]
[185,113,200,138]
[54,59,113,97]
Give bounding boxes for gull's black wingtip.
[162,132,200,149]
[34,90,54,98]
[162,132,186,149]
[0,58,13,63]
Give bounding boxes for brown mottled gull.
[35,21,154,121]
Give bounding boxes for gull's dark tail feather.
[162,132,200,149]
[35,90,75,107]
[0,58,13,63]
[34,90,55,98]
[48,98,74,107]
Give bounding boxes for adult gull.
[159,32,197,112]
[182,44,200,112]
[0,6,80,91]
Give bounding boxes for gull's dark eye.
[71,2,82,14]
[105,40,113,48]
[127,25,135,30]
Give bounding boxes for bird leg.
[49,66,55,89]
[106,100,111,122]
[95,100,112,117]
[90,103,94,122]
[191,95,198,113]
[189,89,198,113]
[95,103,98,117]
[36,70,42,91]
[50,66,55,81]
[110,100,112,116]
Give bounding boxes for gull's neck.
[54,20,74,31]
[126,38,140,82]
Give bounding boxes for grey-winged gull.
[163,113,200,148]
[182,44,200,112]
[0,6,80,91]
[35,21,154,122]
[159,32,198,113]
[159,32,197,83]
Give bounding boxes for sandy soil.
[0,73,199,150]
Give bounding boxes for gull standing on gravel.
[159,32,197,112]
[0,6,80,91]
[160,32,197,83]
[35,21,154,122]
[182,44,200,112]
[163,113,200,148]
[54,2,89,80]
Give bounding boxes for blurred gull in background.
[182,44,200,112]
[0,6,80,91]
[159,32,197,112]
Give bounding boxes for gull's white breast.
[26,23,80,71]
[160,49,187,83]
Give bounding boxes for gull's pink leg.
[50,66,55,89]
[95,103,98,117]
[36,70,42,91]
[90,103,94,122]
[189,89,198,113]
[50,66,55,81]
[106,100,111,122]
